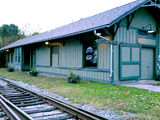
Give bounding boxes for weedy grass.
[0,68,160,119]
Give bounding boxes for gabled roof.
[0,0,149,50]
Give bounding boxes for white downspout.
[109,44,113,78]
[94,30,113,78]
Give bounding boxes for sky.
[0,0,136,35]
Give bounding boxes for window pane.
[84,40,97,68]
[11,52,13,63]
[15,49,17,62]
[8,53,10,62]
[18,48,20,62]
[52,46,58,54]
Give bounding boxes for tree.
[0,24,26,47]
[0,23,40,48]
[32,32,39,36]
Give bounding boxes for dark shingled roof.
[0,0,149,50]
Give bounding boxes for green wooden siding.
[36,43,50,66]
[98,44,110,69]
[114,27,137,81]
[114,7,157,81]
[121,8,156,32]
[59,38,82,68]
[35,38,110,82]
[36,67,110,81]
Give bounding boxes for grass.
[0,68,160,119]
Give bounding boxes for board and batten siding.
[59,38,82,68]
[36,43,50,66]
[36,37,111,82]
[35,38,83,68]
[98,38,110,70]
[121,8,156,32]
[114,27,137,81]
[114,7,157,82]
[36,66,110,82]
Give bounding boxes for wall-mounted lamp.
[45,41,49,45]
[143,24,154,33]
[6,49,9,52]
[97,33,101,36]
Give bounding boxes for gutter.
[94,30,113,78]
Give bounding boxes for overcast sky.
[0,0,136,34]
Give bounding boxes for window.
[11,51,13,63]
[51,45,59,67]
[24,49,30,65]
[18,48,20,62]
[8,53,10,62]
[15,49,17,62]
[84,40,97,68]
[52,46,58,54]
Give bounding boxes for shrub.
[67,70,81,83]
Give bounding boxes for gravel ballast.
[0,77,135,120]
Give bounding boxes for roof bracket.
[142,0,160,8]
[59,39,65,47]
[75,36,83,44]
[113,20,121,38]
[127,11,136,30]
[103,28,114,40]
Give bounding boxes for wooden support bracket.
[127,11,136,30]
[142,0,159,8]
[75,36,83,44]
[59,39,65,47]
[113,20,121,38]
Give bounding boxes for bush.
[67,70,81,83]
[29,68,39,74]
[7,66,14,72]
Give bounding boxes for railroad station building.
[1,0,160,84]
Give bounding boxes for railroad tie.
[21,106,57,114]
[33,113,72,120]
[16,101,45,107]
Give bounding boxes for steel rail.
[2,78,108,120]
[0,97,21,120]
[0,95,34,120]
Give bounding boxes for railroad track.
[0,96,21,120]
[0,78,107,120]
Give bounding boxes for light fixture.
[45,41,49,45]
[97,33,101,36]
[148,30,154,33]
[143,24,154,33]
[6,49,9,52]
